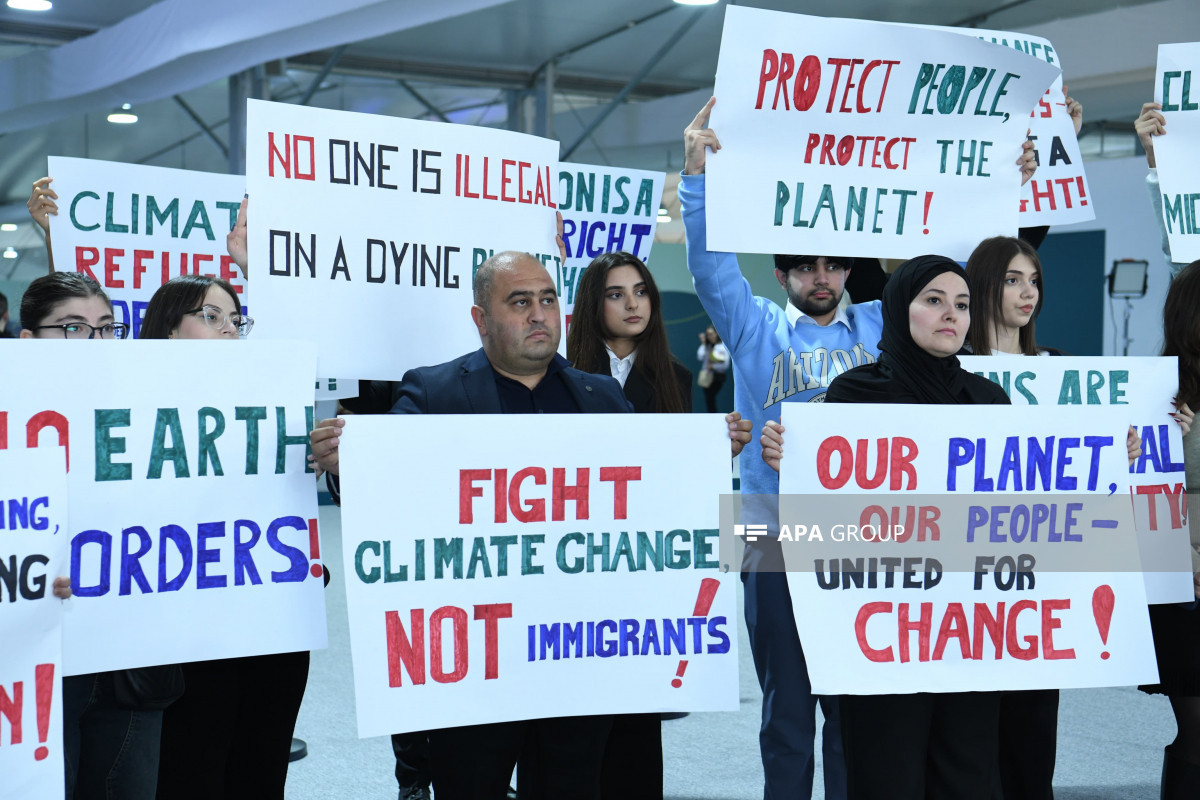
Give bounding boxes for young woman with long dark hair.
[141,275,309,800]
[566,251,691,414]
[1143,260,1200,798]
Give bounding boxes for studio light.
[108,103,138,124]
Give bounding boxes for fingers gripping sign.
[309,417,345,477]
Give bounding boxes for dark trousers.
[155,651,310,800]
[702,372,727,413]
[64,672,163,800]
[841,691,1001,800]
[745,570,846,799]
[393,730,432,790]
[995,689,1058,800]
[432,715,612,800]
[600,713,663,799]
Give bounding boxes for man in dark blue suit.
[313,250,631,800]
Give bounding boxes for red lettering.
[482,157,498,201]
[599,466,641,519]
[1005,599,1038,660]
[27,411,69,471]
[473,603,513,680]
[1041,599,1075,660]
[855,602,894,662]
[794,55,821,111]
[854,438,888,489]
[0,680,22,744]
[774,52,795,110]
[509,467,547,523]
[133,250,152,289]
[385,609,426,687]
[429,606,469,683]
[889,437,918,490]
[817,436,853,489]
[972,601,1005,659]
[501,159,516,202]
[756,49,780,110]
[898,601,932,662]
[103,248,125,288]
[459,469,490,524]
[75,247,100,281]
[932,602,970,660]
[518,161,532,203]
[552,467,590,521]
[193,253,215,278]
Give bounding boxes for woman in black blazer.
[563,251,689,800]
[567,251,691,415]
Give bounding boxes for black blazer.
[390,348,633,415]
[604,357,693,414]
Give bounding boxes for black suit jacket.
[390,348,633,415]
[602,358,693,414]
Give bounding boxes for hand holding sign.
[684,97,721,176]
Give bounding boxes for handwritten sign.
[963,356,1190,603]
[1154,42,1200,263]
[47,157,246,338]
[557,163,664,318]
[246,100,561,380]
[777,403,1156,694]
[934,26,1093,225]
[706,7,1060,260]
[338,414,738,736]
[0,448,69,799]
[0,341,326,674]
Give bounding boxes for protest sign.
[1154,42,1200,263]
[47,157,246,338]
[776,403,1156,694]
[0,341,325,674]
[0,448,69,799]
[246,99,561,380]
[962,356,1190,603]
[557,163,665,319]
[338,414,738,737]
[939,27,1092,226]
[706,7,1060,260]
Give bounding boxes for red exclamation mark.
[673,578,720,687]
[922,192,933,234]
[308,518,322,579]
[1092,585,1115,660]
[1076,176,1088,207]
[34,663,52,761]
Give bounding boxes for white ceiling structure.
[0,0,1197,281]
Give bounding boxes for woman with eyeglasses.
[18,272,176,800]
[142,275,308,800]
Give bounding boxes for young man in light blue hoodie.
[679,97,882,800]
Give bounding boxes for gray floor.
[286,506,1177,799]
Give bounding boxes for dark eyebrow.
[51,313,115,324]
[505,290,535,302]
[605,281,646,292]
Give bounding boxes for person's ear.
[18,329,33,339]
[775,268,788,290]
[471,304,488,337]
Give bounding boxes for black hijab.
[828,255,1008,406]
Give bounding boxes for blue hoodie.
[679,173,885,496]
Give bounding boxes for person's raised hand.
[309,417,345,477]
[1063,85,1083,136]
[53,576,72,599]
[684,97,721,176]
[726,412,752,458]
[227,196,248,277]
[555,210,566,265]
[1135,102,1166,169]
[1172,399,1193,437]
[761,420,784,473]
[1018,136,1037,186]
[1127,425,1143,467]
[28,177,58,235]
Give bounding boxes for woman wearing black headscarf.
[764,256,1008,799]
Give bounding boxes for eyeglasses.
[184,305,255,337]
[34,322,130,340]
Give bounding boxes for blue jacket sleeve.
[678,173,766,356]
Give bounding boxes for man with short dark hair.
[313,251,633,799]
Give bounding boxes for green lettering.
[275,406,314,474]
[182,200,215,240]
[197,407,225,477]
[70,191,100,232]
[1057,371,1082,405]
[147,408,189,479]
[434,538,463,579]
[146,195,179,237]
[467,537,492,579]
[94,408,132,482]
[355,541,381,583]
[235,406,267,475]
